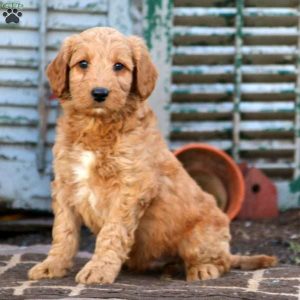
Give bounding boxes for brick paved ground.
[0,245,299,299]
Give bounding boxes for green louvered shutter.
[171,0,300,209]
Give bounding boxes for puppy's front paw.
[186,264,220,282]
[75,260,119,284]
[28,258,70,280]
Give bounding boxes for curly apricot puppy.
[28,27,277,284]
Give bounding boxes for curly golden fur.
[28,27,277,284]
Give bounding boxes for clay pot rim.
[173,143,245,220]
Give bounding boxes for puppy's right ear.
[46,37,75,100]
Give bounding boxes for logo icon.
[3,8,22,24]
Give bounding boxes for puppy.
[28,27,277,284]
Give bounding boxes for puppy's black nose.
[91,87,109,102]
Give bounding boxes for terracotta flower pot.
[174,143,245,220]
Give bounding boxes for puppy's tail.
[230,254,278,270]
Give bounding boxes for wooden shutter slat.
[174,7,299,17]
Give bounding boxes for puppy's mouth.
[92,101,106,112]
[93,101,106,108]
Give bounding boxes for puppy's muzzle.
[91,87,110,102]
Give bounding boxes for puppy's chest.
[68,145,148,208]
[72,149,118,183]
[70,149,120,225]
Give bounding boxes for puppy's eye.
[113,63,124,71]
[79,60,88,69]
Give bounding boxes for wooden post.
[143,0,173,140]
[233,0,243,162]
[36,0,48,172]
[294,1,300,180]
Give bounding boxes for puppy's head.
[47,27,157,114]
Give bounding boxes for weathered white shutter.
[170,0,300,209]
[0,0,133,210]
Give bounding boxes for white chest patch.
[72,151,98,209]
[73,151,96,182]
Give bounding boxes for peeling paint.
[108,0,132,35]
[144,0,163,50]
[170,0,300,208]
[1,0,300,210]
[0,115,33,125]
[289,177,300,193]
[144,0,172,139]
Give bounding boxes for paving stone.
[0,288,15,298]
[2,263,35,281]
[31,276,79,287]
[24,287,72,298]
[0,254,13,261]
[199,271,252,287]
[0,246,299,299]
[0,278,21,288]
[21,253,47,262]
[260,278,299,294]
[264,266,300,278]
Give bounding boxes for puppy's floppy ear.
[128,36,158,100]
[46,36,76,99]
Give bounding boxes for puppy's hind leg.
[230,254,277,270]
[178,221,231,282]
